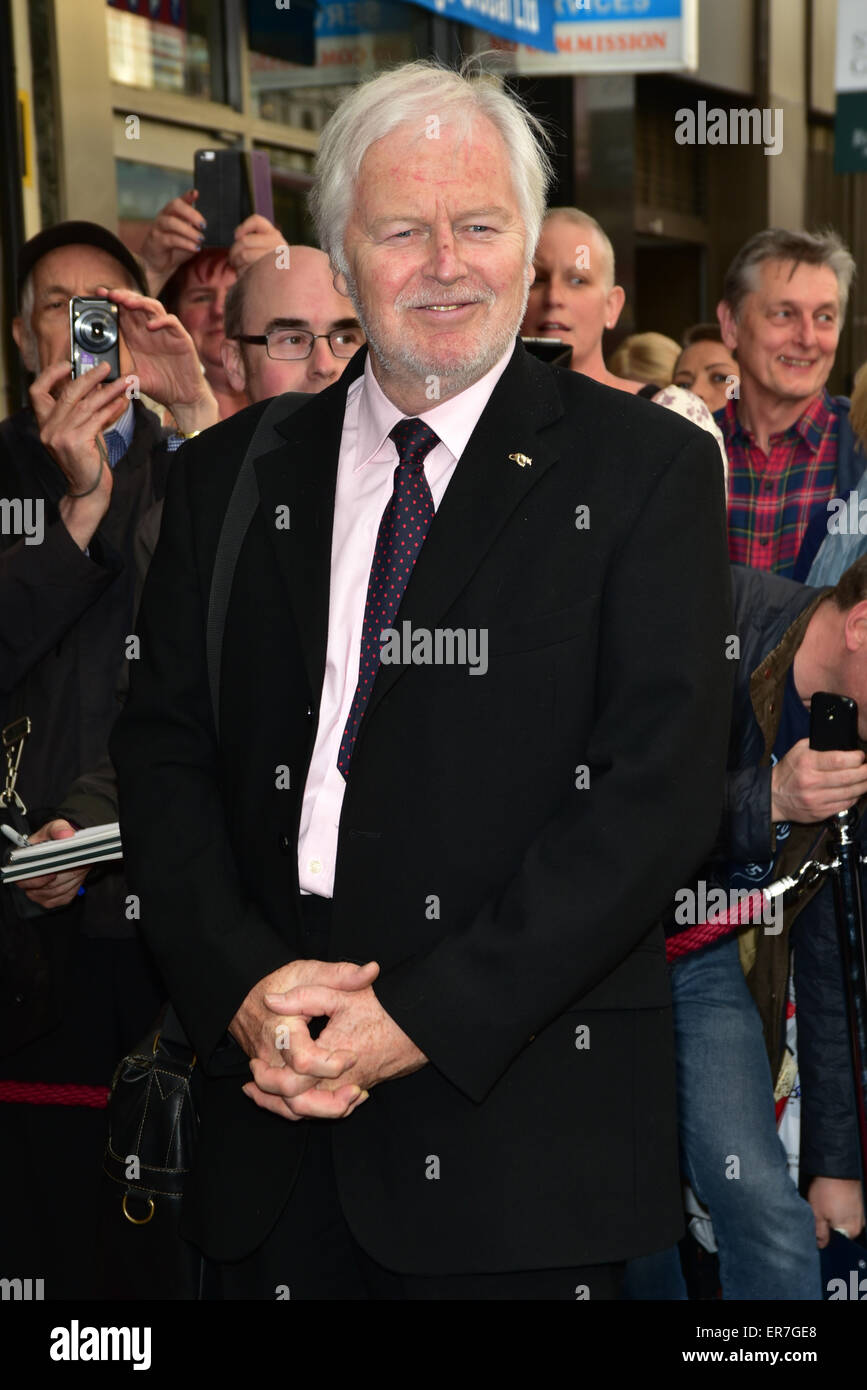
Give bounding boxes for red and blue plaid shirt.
[719,389,840,578]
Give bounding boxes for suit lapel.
[364,342,564,721]
[253,349,366,701]
[253,343,564,715]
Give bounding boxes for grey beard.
[343,269,531,398]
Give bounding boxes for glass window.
[247,0,421,132]
[116,158,198,254]
[106,0,225,102]
[255,145,317,245]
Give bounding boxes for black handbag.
[103,1006,198,1220]
[100,1005,204,1299]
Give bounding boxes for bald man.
[522,208,641,394]
[30,245,364,917]
[222,244,364,401]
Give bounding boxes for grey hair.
[16,271,40,371]
[18,271,34,320]
[309,58,554,276]
[542,206,617,290]
[722,227,855,326]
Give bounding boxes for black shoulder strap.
[206,392,307,729]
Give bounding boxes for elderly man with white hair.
[112,61,733,1301]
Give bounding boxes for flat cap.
[17,221,148,298]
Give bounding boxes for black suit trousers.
[203,1122,624,1301]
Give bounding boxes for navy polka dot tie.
[337,418,439,777]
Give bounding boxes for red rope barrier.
[666,889,770,962]
[0,1080,109,1108]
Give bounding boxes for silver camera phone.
[70,297,120,382]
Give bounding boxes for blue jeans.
[623,935,822,1300]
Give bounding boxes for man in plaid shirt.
[716,228,861,581]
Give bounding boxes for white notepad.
[1,822,122,883]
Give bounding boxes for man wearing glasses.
[221,245,364,401]
[24,242,365,920]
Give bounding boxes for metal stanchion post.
[826,805,867,1191]
[811,691,867,1192]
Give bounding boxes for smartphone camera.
[521,337,572,368]
[70,298,120,382]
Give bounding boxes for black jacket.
[111,341,734,1271]
[721,565,859,1178]
[0,401,170,937]
[725,567,818,866]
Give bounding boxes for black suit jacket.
[111,342,734,1272]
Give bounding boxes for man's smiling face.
[338,114,533,409]
[721,258,840,407]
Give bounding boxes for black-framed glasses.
[232,327,364,361]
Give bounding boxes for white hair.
[310,58,554,276]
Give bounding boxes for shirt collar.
[719,388,835,453]
[106,400,135,452]
[794,388,835,449]
[351,344,515,471]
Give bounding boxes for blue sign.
[408,0,557,52]
[315,3,409,38]
[553,0,681,16]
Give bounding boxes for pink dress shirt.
[298,347,513,896]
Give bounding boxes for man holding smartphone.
[140,189,286,419]
[626,561,867,1300]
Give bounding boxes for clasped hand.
[231,959,427,1121]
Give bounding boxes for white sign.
[836,0,867,94]
[509,0,698,75]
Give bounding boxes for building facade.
[2,0,865,413]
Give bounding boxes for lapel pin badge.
[508,452,532,468]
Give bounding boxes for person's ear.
[333,266,349,298]
[604,285,625,330]
[221,338,246,394]
[12,315,37,373]
[844,600,867,652]
[718,300,738,354]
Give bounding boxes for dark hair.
[160,248,230,316]
[832,555,867,612]
[681,322,723,348]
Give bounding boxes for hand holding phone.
[810,692,860,752]
[194,150,275,248]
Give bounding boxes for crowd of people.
[1,56,866,1303]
